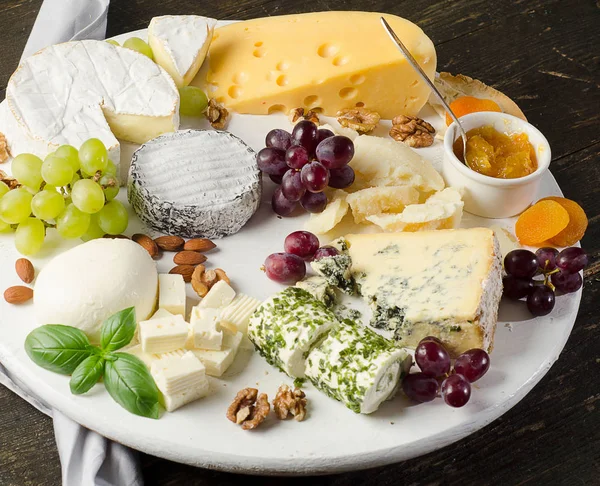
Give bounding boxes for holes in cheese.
[202,12,436,118]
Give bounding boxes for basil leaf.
[25,325,93,375]
[100,307,136,352]
[103,353,160,419]
[70,354,105,395]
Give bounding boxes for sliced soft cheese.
[350,135,444,193]
[34,239,158,344]
[346,186,420,224]
[188,307,223,350]
[190,331,244,377]
[128,130,261,239]
[149,15,217,87]
[158,274,186,316]
[219,294,262,334]
[139,314,188,354]
[202,12,436,119]
[198,280,236,309]
[346,228,502,356]
[5,40,179,167]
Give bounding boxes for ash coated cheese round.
[128,129,262,238]
[33,239,158,344]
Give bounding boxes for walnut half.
[389,115,435,148]
[0,170,19,189]
[336,107,380,134]
[289,107,320,126]
[273,384,307,422]
[0,133,9,163]
[226,388,270,430]
[206,99,229,130]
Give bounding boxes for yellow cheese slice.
[200,12,436,119]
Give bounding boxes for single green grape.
[15,217,45,255]
[12,153,44,190]
[97,200,128,235]
[106,39,120,46]
[105,160,118,176]
[56,204,90,239]
[79,138,108,175]
[42,155,74,186]
[0,219,11,232]
[99,174,119,201]
[31,190,65,221]
[178,87,209,117]
[43,184,57,192]
[0,188,33,224]
[55,145,80,173]
[81,214,105,241]
[123,37,154,60]
[0,181,9,198]
[71,179,105,214]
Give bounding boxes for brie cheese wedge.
[148,15,217,87]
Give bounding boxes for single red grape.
[292,120,319,155]
[300,191,328,213]
[502,275,534,299]
[442,374,471,408]
[551,270,582,294]
[526,285,555,316]
[313,246,339,260]
[265,129,292,151]
[415,340,451,377]
[536,247,559,272]
[285,145,310,170]
[504,249,539,279]
[284,231,320,261]
[257,147,288,176]
[454,349,490,383]
[419,336,444,345]
[301,161,329,193]
[271,186,297,216]
[556,247,588,273]
[281,170,306,202]
[328,165,355,189]
[263,253,306,284]
[402,372,440,403]
[315,135,355,169]
[317,128,335,144]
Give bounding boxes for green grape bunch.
[0,138,128,256]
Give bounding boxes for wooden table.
[1,1,598,484]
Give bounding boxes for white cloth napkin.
[2,1,144,485]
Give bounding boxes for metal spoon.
[380,17,468,156]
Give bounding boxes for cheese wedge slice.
[5,40,179,164]
[346,228,502,356]
[149,15,217,87]
[201,12,436,119]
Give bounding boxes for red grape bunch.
[263,230,340,284]
[402,336,490,408]
[257,121,356,216]
[503,247,587,317]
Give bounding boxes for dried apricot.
[515,200,570,246]
[540,197,588,246]
[446,96,502,126]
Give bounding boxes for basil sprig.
[24,307,160,419]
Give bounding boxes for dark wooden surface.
[1,1,599,485]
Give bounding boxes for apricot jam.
[453,125,537,179]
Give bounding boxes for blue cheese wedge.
[346,228,502,356]
[310,239,355,295]
[248,288,338,378]
[295,276,337,307]
[305,320,412,414]
[128,129,261,238]
[139,314,188,354]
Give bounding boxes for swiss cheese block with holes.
[128,129,261,238]
[200,12,436,119]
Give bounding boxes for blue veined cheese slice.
[248,288,338,378]
[305,320,412,414]
[128,129,261,238]
[295,276,337,307]
[310,238,355,295]
[346,228,502,356]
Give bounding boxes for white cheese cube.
[219,294,261,334]
[197,280,235,309]
[158,274,186,316]
[190,331,243,377]
[151,351,210,411]
[188,307,223,350]
[151,308,174,320]
[139,314,188,354]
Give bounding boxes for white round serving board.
[0,25,581,475]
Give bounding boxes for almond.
[191,265,209,297]
[183,238,216,253]
[169,265,196,283]
[155,235,185,252]
[15,258,35,284]
[132,233,159,259]
[4,286,33,304]
[173,251,207,266]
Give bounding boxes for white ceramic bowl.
[442,112,551,218]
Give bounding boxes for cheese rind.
[139,314,188,354]
[158,274,186,316]
[149,15,217,87]
[346,228,502,356]
[202,12,436,119]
